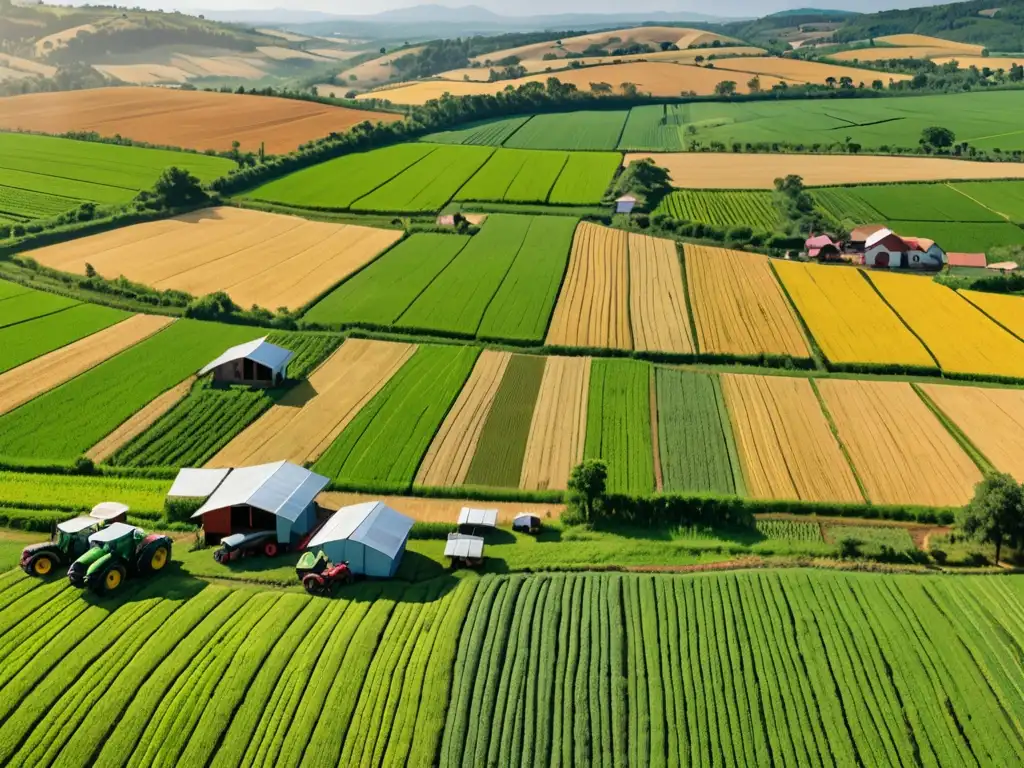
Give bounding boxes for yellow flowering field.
[773,261,936,369]
[958,289,1024,341]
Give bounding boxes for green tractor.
[67,522,173,595]
[20,502,129,577]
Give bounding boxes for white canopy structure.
[199,337,293,377]
[89,522,140,544]
[57,516,104,534]
[89,502,129,521]
[192,461,328,522]
[167,468,230,500]
[458,507,498,528]
[308,501,414,578]
[445,534,484,560]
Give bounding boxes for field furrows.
[721,374,863,502]
[921,384,1024,483]
[210,339,416,468]
[817,379,983,506]
[87,376,194,463]
[657,189,779,230]
[546,222,631,349]
[0,303,130,376]
[685,246,811,359]
[416,350,512,487]
[0,314,172,417]
[520,356,591,491]
[773,260,935,369]
[585,359,654,496]
[627,233,694,354]
[868,271,1024,379]
[655,369,736,494]
[464,354,546,488]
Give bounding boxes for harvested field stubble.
[817,379,982,506]
[0,314,173,417]
[710,57,911,86]
[722,374,862,503]
[546,222,631,349]
[921,383,1024,483]
[520,356,591,491]
[627,233,693,354]
[685,246,810,359]
[209,339,416,468]
[416,351,511,487]
[0,87,403,153]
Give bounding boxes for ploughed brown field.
[0,86,402,153]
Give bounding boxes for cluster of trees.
[959,473,1024,564]
[773,174,833,236]
[0,62,108,98]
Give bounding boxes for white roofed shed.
[458,507,498,529]
[168,468,230,499]
[199,337,293,388]
[308,501,414,578]
[191,461,328,545]
[445,533,484,560]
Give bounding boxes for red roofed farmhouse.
[863,228,945,270]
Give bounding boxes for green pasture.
[0,287,79,329]
[0,303,129,375]
[424,115,531,146]
[504,110,630,151]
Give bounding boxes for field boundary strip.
[910,382,997,475]
[856,269,942,371]
[809,377,872,503]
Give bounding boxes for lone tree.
[957,473,1024,564]
[714,80,737,96]
[567,460,607,523]
[154,167,207,208]
[921,125,956,150]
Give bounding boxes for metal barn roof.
[198,337,294,376]
[445,534,484,559]
[58,516,104,534]
[90,502,130,520]
[89,522,140,544]
[168,468,231,499]
[309,501,414,560]
[192,461,329,521]
[458,507,498,527]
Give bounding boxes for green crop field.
[464,354,546,487]
[107,385,271,469]
[755,519,825,542]
[264,331,342,379]
[423,116,531,146]
[504,111,629,151]
[476,216,577,343]
[826,523,916,550]
[657,189,779,231]
[886,220,1024,251]
[547,152,620,205]
[0,287,80,329]
[245,143,434,210]
[813,187,885,223]
[585,359,654,496]
[827,184,1003,223]
[0,320,258,463]
[455,149,567,203]
[0,282,27,301]
[303,233,469,327]
[0,471,169,517]
[0,304,129,375]
[951,180,1024,221]
[352,145,494,213]
[618,104,688,151]
[0,132,234,216]
[315,345,479,487]
[655,369,736,495]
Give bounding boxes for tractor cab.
[68,522,173,595]
[19,502,129,578]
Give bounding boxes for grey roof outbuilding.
[199,337,294,377]
[445,534,484,559]
[192,461,329,521]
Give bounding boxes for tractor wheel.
[138,541,171,576]
[92,563,127,595]
[28,552,57,577]
[213,549,226,564]
[263,541,279,557]
[302,574,326,596]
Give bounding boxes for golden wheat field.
[875,34,985,53]
[868,272,1024,379]
[415,350,511,487]
[709,57,911,85]
[958,289,1024,340]
[320,491,563,523]
[772,261,935,369]
[721,374,863,503]
[627,233,694,355]
[921,383,1024,483]
[519,356,591,492]
[26,207,402,312]
[333,46,426,86]
[0,314,173,417]
[86,377,194,463]
[831,46,973,62]
[624,153,1024,188]
[685,246,810,359]
[932,55,1024,70]
[817,379,983,507]
[208,339,416,468]
[546,222,631,350]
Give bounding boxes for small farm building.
[616,195,637,214]
[199,337,293,388]
[445,533,485,565]
[805,234,842,261]
[864,228,945,270]
[848,224,887,252]
[458,507,498,532]
[191,461,328,545]
[946,253,987,268]
[987,261,1020,272]
[167,468,230,499]
[307,501,414,578]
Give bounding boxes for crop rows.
[441,570,1024,766]
[755,519,824,543]
[657,189,779,231]
[0,319,258,463]
[455,149,567,203]
[423,116,531,146]
[0,184,82,221]
[504,111,629,151]
[548,152,621,205]
[654,369,736,495]
[107,386,271,468]
[617,104,687,151]
[0,303,129,376]
[265,331,343,380]
[314,344,479,487]
[0,470,169,516]
[352,145,494,212]
[584,359,654,496]
[831,183,1003,223]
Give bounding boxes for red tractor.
[295,550,354,596]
